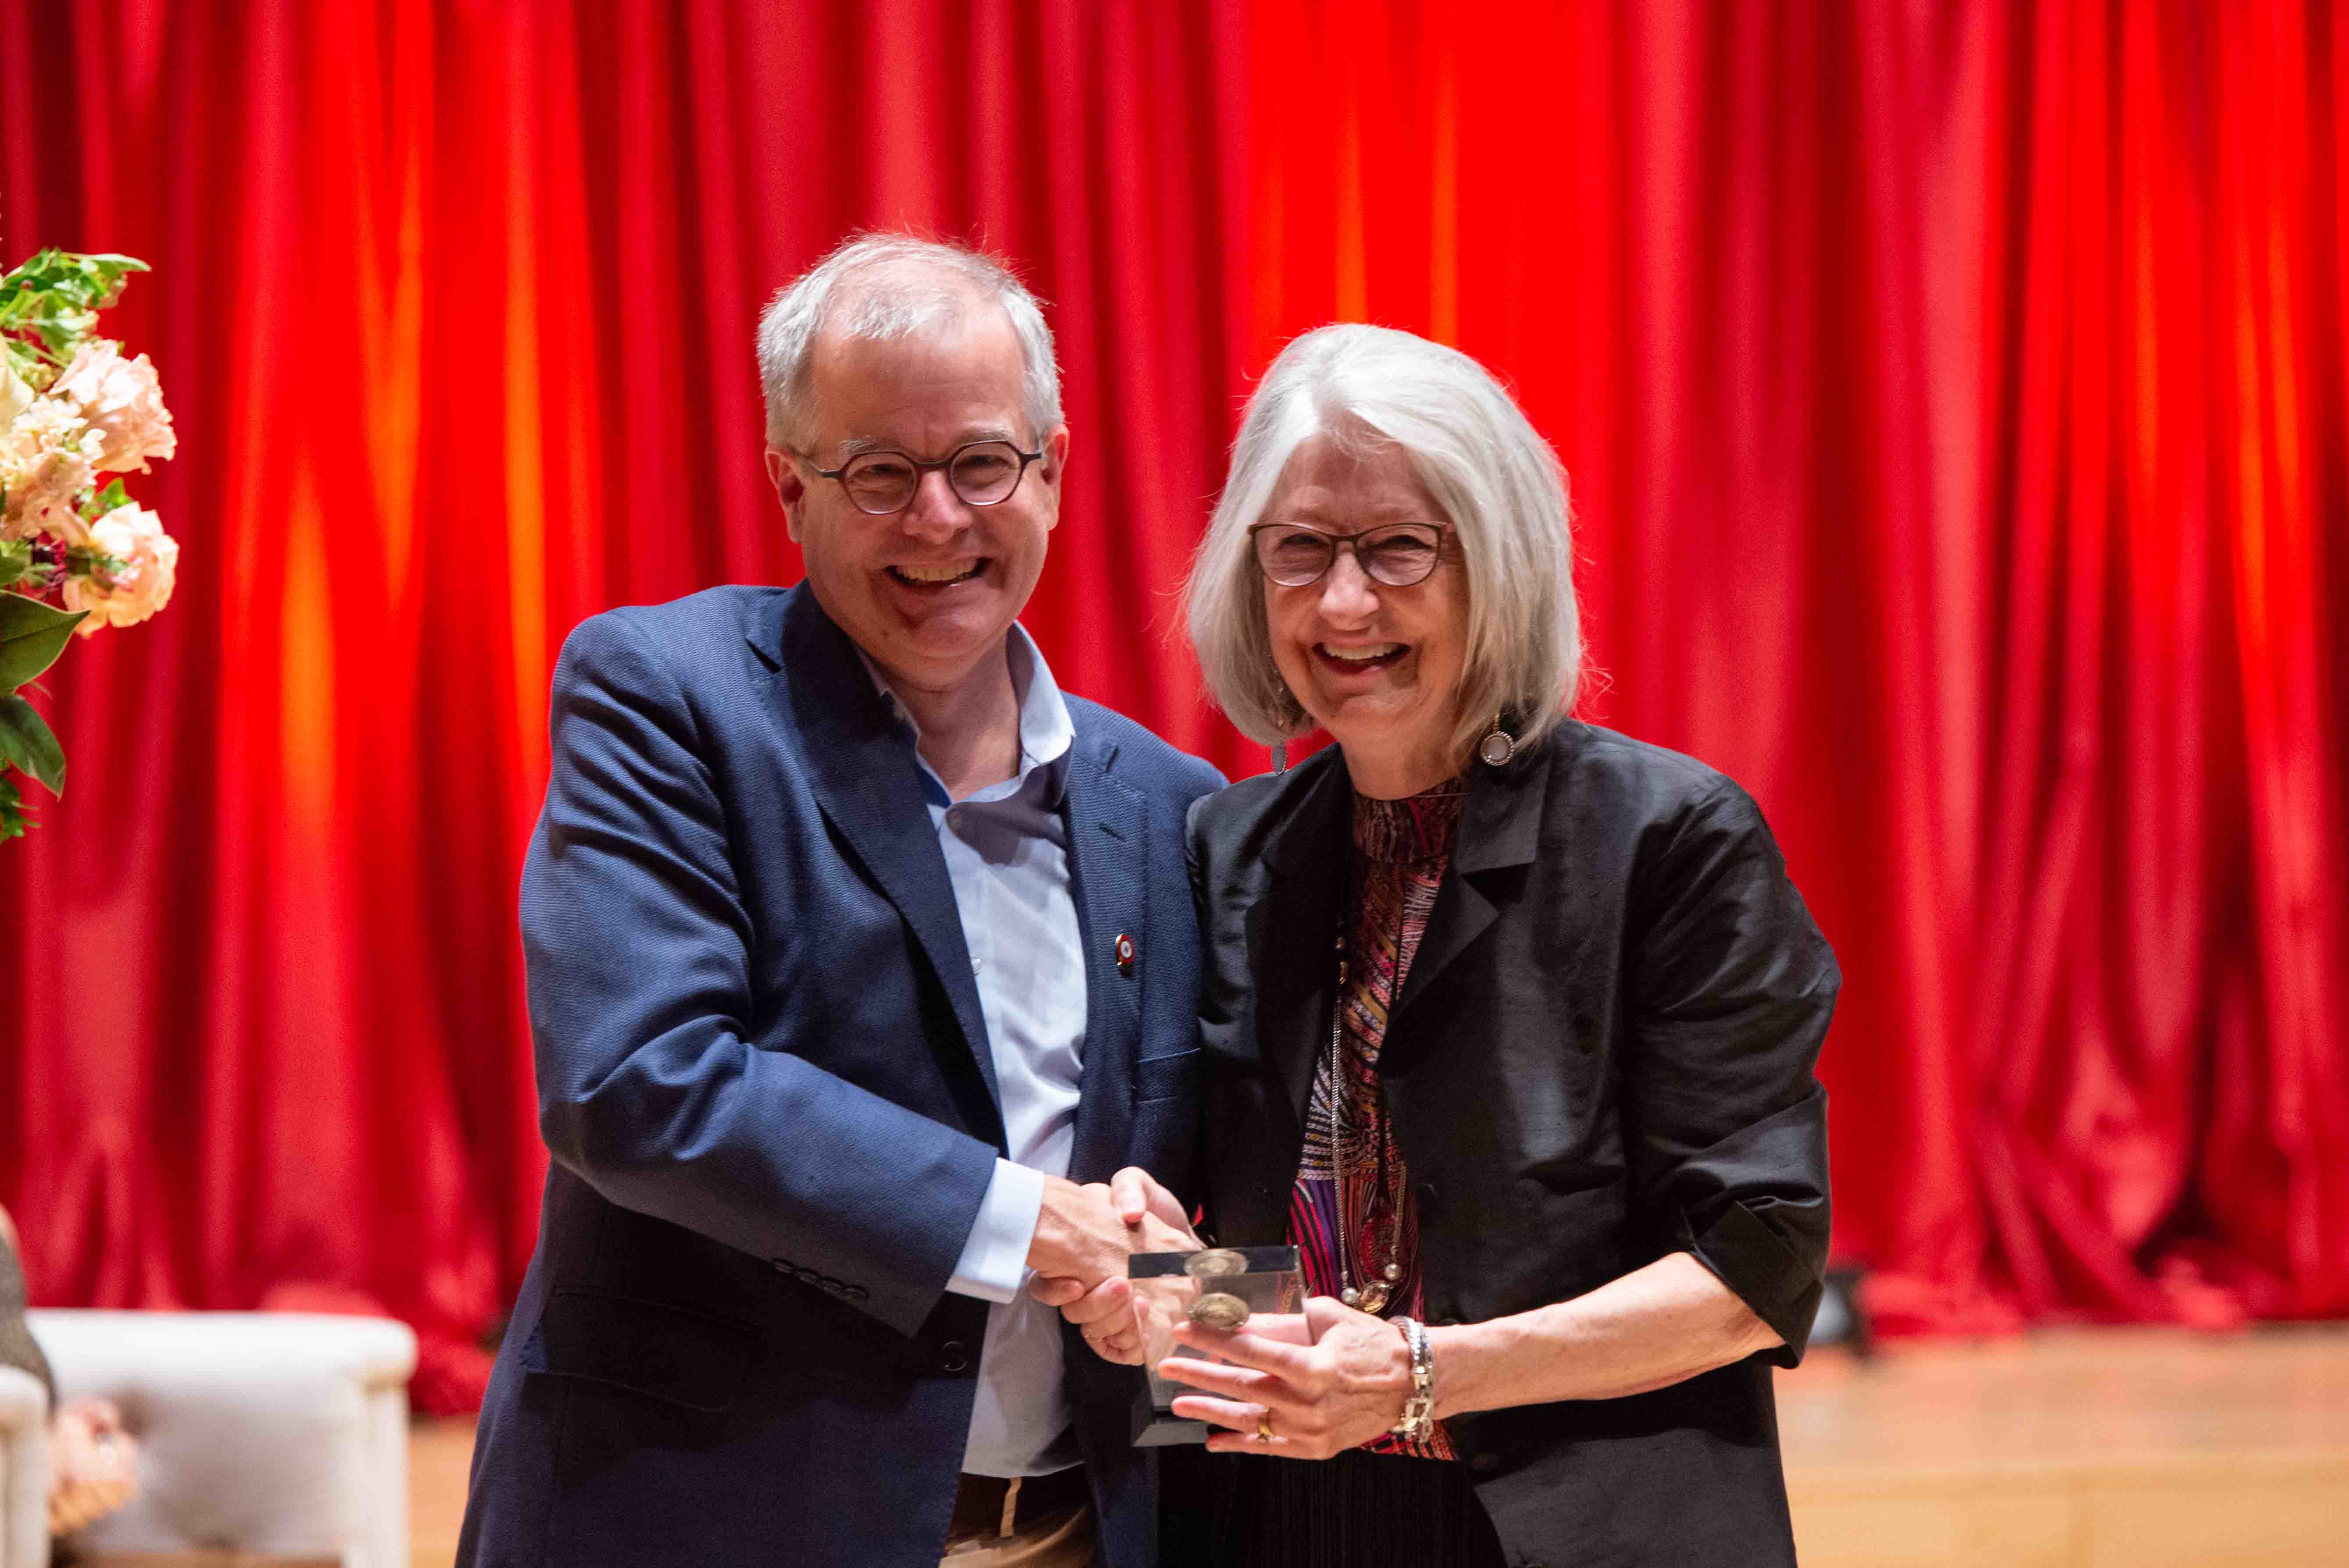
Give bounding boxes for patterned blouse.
[1288,775,1468,1461]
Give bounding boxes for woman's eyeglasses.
[1249,521,1452,587]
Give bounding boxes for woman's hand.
[1158,1296,1414,1458]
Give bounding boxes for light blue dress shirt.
[865,625,1088,1478]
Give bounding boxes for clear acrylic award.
[1127,1244,1304,1446]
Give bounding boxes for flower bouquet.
[0,249,179,840]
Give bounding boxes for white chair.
[22,1311,417,1568]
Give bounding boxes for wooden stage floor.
[409,1325,2349,1567]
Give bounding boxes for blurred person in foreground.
[1105,324,1837,1566]
[456,235,1220,1568]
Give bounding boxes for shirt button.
[972,957,983,973]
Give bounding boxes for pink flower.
[52,342,175,475]
[61,501,178,633]
[0,398,101,545]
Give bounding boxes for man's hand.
[1025,1175,1142,1290]
[1029,1166,1200,1365]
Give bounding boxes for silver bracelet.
[1389,1316,1436,1441]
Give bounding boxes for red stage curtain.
[3,2,2344,1411]
[1243,0,2349,1332]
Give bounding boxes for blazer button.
[1470,1451,1499,1474]
[1415,1180,1441,1213]
[940,1340,971,1373]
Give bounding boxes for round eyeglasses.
[806,440,1045,516]
[1248,521,1453,587]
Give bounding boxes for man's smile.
[886,559,987,588]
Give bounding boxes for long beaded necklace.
[1328,916,1407,1315]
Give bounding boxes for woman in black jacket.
[1144,324,1837,1567]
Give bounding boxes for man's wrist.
[949,1160,1046,1302]
[1028,1173,1116,1281]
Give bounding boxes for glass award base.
[1127,1244,1304,1447]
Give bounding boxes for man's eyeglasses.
[804,440,1045,516]
[1248,521,1453,587]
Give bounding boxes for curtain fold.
[2,0,2342,1412]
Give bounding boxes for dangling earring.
[1477,724,1516,767]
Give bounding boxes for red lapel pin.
[1114,933,1135,977]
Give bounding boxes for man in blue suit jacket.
[457,236,1222,1568]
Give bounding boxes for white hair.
[755,233,1062,452]
[1185,323,1582,761]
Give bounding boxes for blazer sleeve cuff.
[1687,1198,1823,1367]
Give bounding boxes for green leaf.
[1,335,47,389]
[0,694,64,796]
[0,248,149,360]
[63,544,126,580]
[0,592,85,689]
[0,773,25,841]
[0,539,26,590]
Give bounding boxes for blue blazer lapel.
[755,586,1004,1127]
[1063,722,1149,1184]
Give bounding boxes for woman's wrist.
[1424,1321,1488,1421]
[1387,1317,1437,1439]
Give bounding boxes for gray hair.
[755,233,1063,452]
[1185,323,1582,761]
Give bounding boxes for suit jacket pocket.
[521,1287,761,1412]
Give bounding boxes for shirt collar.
[858,624,1075,809]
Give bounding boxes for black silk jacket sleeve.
[1623,774,1836,1360]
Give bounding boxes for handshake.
[1022,1167,1196,1365]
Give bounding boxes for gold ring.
[1255,1410,1275,1443]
